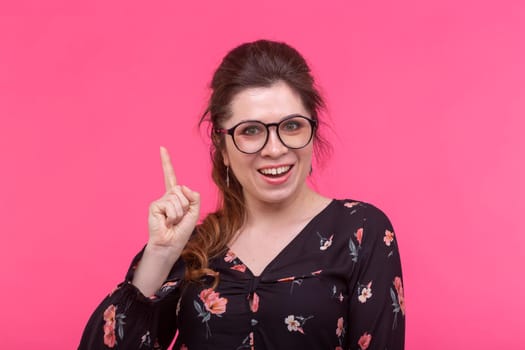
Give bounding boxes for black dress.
[79,199,405,349]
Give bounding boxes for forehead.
[227,81,308,126]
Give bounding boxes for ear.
[221,148,230,167]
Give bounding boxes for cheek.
[298,146,314,163]
[224,142,254,175]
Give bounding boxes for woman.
[79,40,405,349]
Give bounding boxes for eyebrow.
[234,113,309,123]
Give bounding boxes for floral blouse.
[79,199,405,349]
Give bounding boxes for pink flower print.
[153,280,179,299]
[399,294,406,316]
[390,277,406,329]
[103,305,116,323]
[160,281,178,290]
[335,347,343,350]
[278,276,296,282]
[393,277,406,315]
[336,317,344,337]
[384,229,395,246]
[195,288,228,338]
[344,201,359,208]
[230,264,247,273]
[358,332,372,349]
[394,276,403,294]
[355,228,363,246]
[103,305,117,348]
[199,288,228,315]
[102,305,125,348]
[225,249,247,273]
[180,345,188,350]
[224,250,236,263]
[311,269,322,276]
[358,281,373,303]
[284,314,313,334]
[249,292,259,313]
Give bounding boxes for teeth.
[260,166,291,176]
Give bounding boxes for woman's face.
[220,81,314,207]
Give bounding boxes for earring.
[226,166,230,187]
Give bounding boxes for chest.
[174,224,358,349]
[228,225,305,276]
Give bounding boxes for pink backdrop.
[1,0,524,348]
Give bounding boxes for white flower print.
[358,281,373,303]
[317,232,334,251]
[384,229,395,246]
[285,315,301,332]
[284,314,313,334]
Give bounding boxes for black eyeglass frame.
[213,114,318,154]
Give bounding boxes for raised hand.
[147,146,201,254]
[133,146,200,296]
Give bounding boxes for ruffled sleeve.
[347,204,405,349]
[78,247,185,349]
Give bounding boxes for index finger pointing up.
[160,146,177,190]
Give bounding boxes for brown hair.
[181,39,329,283]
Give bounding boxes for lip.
[257,164,294,185]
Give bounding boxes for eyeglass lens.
[233,116,314,153]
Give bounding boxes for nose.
[260,126,288,157]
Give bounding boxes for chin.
[251,184,307,206]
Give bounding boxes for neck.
[243,185,327,227]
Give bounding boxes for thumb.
[181,185,200,208]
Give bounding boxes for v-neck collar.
[226,199,336,278]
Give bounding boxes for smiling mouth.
[258,165,293,177]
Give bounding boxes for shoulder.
[330,198,395,238]
[331,198,392,221]
[327,199,400,266]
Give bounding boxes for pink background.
[1,0,524,348]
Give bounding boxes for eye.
[281,119,304,132]
[237,122,264,136]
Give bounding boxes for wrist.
[143,243,180,264]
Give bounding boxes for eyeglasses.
[214,114,317,154]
